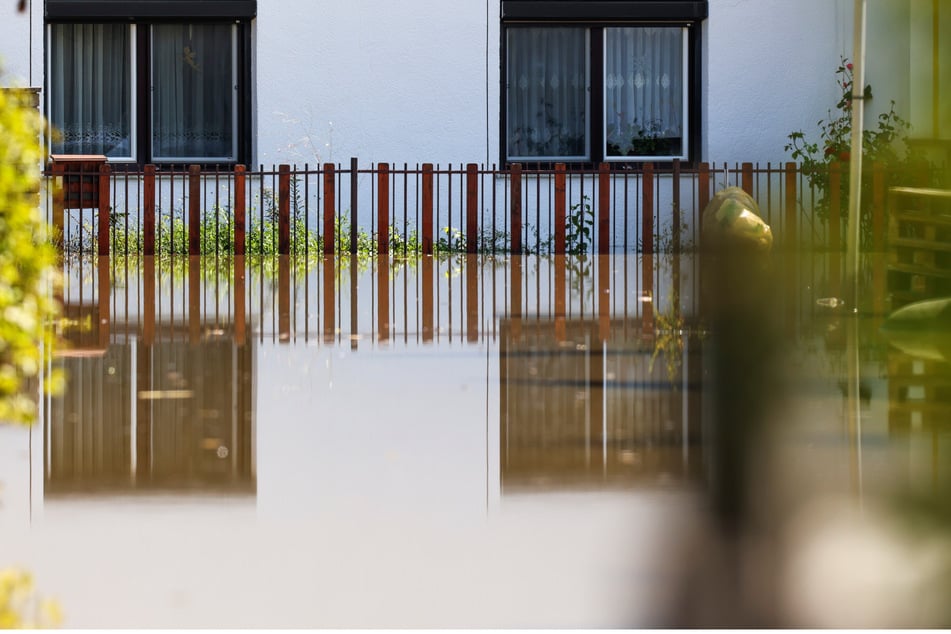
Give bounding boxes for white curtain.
[604,27,685,157]
[507,27,588,159]
[152,23,235,160]
[49,23,132,158]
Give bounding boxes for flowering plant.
[785,58,915,246]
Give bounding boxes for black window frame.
[500,0,706,169]
[45,0,254,168]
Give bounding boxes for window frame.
[45,4,253,167]
[500,1,706,168]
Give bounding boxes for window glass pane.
[152,23,235,160]
[507,27,588,159]
[605,27,685,158]
[49,23,133,158]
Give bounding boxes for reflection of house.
[46,321,255,497]
[500,318,703,491]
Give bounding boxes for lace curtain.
[507,28,589,159]
[152,23,235,160]
[49,23,132,158]
[604,27,685,157]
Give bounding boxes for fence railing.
[45,159,926,258]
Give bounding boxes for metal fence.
[45,159,935,258]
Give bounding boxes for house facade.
[0,0,946,168]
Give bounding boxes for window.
[501,1,706,165]
[46,1,254,165]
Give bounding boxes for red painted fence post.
[278,164,291,255]
[143,164,156,256]
[554,163,567,254]
[378,163,390,255]
[510,163,522,254]
[641,162,654,254]
[422,163,434,254]
[98,163,111,257]
[234,165,246,256]
[323,163,335,255]
[188,164,201,256]
[598,162,610,254]
[466,163,479,253]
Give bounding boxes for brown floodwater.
[1,253,950,627]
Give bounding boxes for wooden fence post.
[741,162,754,196]
[466,255,479,342]
[698,162,711,226]
[598,162,610,254]
[642,163,654,254]
[422,163,434,254]
[188,164,201,256]
[51,162,64,251]
[188,255,200,344]
[510,163,522,254]
[143,164,156,256]
[785,162,798,250]
[98,257,110,347]
[323,163,335,255]
[234,255,245,346]
[554,163,567,254]
[378,163,390,255]
[98,163,110,257]
[466,163,479,253]
[278,164,291,255]
[350,157,359,254]
[234,165,246,256]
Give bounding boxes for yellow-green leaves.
[0,83,60,424]
[0,568,62,628]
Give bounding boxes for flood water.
[1,253,950,627]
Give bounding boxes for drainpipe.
[846,0,867,311]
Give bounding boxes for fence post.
[350,157,359,254]
[466,255,479,341]
[510,163,522,254]
[741,162,754,196]
[672,159,682,254]
[466,163,479,253]
[187,165,201,256]
[323,163,335,255]
[785,162,798,250]
[598,162,610,254]
[234,165,246,256]
[234,256,245,346]
[698,162,711,225]
[278,164,291,255]
[51,162,64,251]
[422,163,434,254]
[189,256,200,344]
[98,163,111,257]
[554,163,567,254]
[642,163,654,254]
[378,163,390,255]
[143,165,156,256]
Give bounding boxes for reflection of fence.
[44,160,915,257]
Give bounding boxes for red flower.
[825,146,836,157]
[846,63,853,71]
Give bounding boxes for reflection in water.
[500,318,701,490]
[47,258,255,497]
[24,250,951,626]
